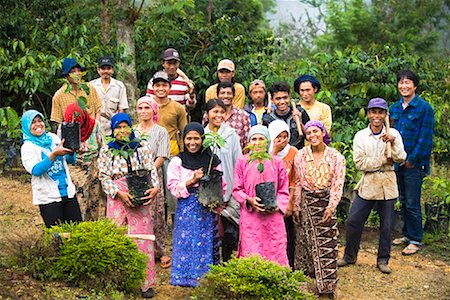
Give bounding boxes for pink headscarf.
[136,96,158,123]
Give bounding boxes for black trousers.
[343,194,395,264]
[39,196,82,228]
[221,216,239,262]
[284,215,295,269]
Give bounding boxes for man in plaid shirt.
[389,70,434,256]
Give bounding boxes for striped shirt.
[389,94,434,173]
[146,75,196,109]
[135,124,170,159]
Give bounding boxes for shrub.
[192,255,314,300]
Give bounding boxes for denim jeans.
[396,166,425,245]
[343,195,395,264]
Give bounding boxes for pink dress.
[232,154,290,266]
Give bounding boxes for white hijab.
[268,120,291,159]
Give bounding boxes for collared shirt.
[146,75,196,109]
[353,126,407,200]
[390,94,434,173]
[50,84,102,123]
[300,100,332,133]
[205,82,246,109]
[90,77,128,135]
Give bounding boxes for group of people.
[20,46,434,299]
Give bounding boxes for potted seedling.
[246,140,278,210]
[61,73,91,151]
[197,131,225,210]
[105,132,152,207]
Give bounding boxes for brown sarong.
[294,190,338,294]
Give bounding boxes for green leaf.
[257,163,264,173]
[77,96,87,111]
[80,82,90,95]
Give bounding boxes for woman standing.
[21,110,81,227]
[63,102,104,220]
[135,96,171,268]
[232,125,290,266]
[268,120,298,269]
[293,120,345,298]
[98,113,159,298]
[204,99,242,261]
[166,122,223,287]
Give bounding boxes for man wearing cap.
[293,75,332,133]
[205,59,246,109]
[389,70,434,256]
[146,48,196,111]
[262,82,310,149]
[338,98,406,274]
[51,58,102,125]
[90,56,128,135]
[244,79,270,126]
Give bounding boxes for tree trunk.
[101,0,111,45]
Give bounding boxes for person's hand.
[187,168,204,187]
[51,139,73,158]
[405,161,415,169]
[386,157,394,166]
[381,133,396,143]
[271,138,286,155]
[293,211,300,224]
[263,206,279,215]
[116,190,135,207]
[322,208,333,224]
[284,201,293,218]
[247,196,265,212]
[142,187,159,205]
[292,109,302,119]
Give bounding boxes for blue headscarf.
[21,110,53,149]
[107,113,141,151]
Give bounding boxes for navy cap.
[368,97,388,110]
[61,58,85,76]
[293,75,321,93]
[97,56,114,67]
[152,71,171,84]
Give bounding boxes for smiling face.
[305,126,325,147]
[97,65,114,80]
[30,115,45,137]
[397,77,417,99]
[137,102,154,122]
[272,91,291,114]
[184,130,202,153]
[368,108,387,131]
[113,121,132,141]
[153,81,171,99]
[207,105,225,129]
[218,87,234,106]
[299,81,317,103]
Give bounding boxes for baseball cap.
[152,71,171,84]
[61,58,86,76]
[162,48,180,61]
[249,79,266,93]
[97,56,114,67]
[217,59,235,72]
[367,98,388,110]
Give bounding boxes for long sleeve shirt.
[353,126,407,200]
[390,94,434,174]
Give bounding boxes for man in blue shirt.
[389,70,434,255]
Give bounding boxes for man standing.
[390,70,434,255]
[51,58,102,124]
[262,82,310,149]
[293,75,332,133]
[90,56,128,135]
[244,79,270,126]
[203,81,250,149]
[146,48,196,111]
[205,59,246,109]
[338,98,406,274]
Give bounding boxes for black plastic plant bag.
[255,181,277,210]
[198,169,224,209]
[126,170,152,207]
[62,122,80,151]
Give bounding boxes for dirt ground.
[0,175,449,300]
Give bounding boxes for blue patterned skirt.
[170,193,220,287]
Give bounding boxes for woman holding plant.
[135,96,171,268]
[166,122,224,287]
[293,120,345,298]
[98,113,159,298]
[232,125,290,266]
[203,99,242,262]
[20,110,82,228]
[62,102,104,221]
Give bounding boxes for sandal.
[160,256,172,268]
[402,244,420,256]
[393,237,408,245]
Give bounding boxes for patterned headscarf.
[304,120,331,145]
[21,110,53,149]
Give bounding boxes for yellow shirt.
[156,99,187,157]
[300,100,332,133]
[205,82,246,109]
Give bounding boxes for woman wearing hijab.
[268,120,298,269]
[21,109,81,227]
[166,122,224,287]
[63,102,104,220]
[293,120,345,298]
[97,113,159,298]
[232,125,290,266]
[135,96,171,268]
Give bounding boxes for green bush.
[192,255,314,300]
[45,219,148,292]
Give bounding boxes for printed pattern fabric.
[150,168,166,258]
[294,190,338,294]
[106,176,156,291]
[170,193,220,287]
